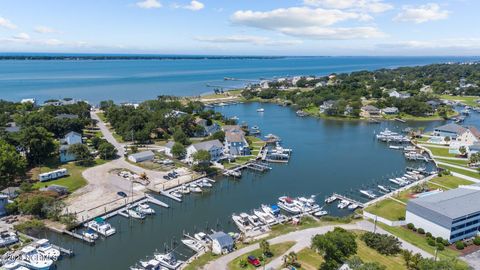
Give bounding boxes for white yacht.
[278,196,302,214]
[179,185,190,194]
[253,208,276,225]
[127,207,146,219]
[325,195,337,204]
[82,229,99,241]
[232,213,253,232]
[247,213,264,227]
[136,203,156,215]
[200,179,213,187]
[359,190,377,199]
[193,232,209,243]
[154,252,183,269]
[2,261,30,270]
[19,246,54,270]
[0,231,18,247]
[261,204,280,217]
[377,185,390,193]
[35,239,61,259]
[139,258,161,270]
[85,218,116,237]
[171,191,182,199]
[348,203,359,210]
[313,210,328,217]
[189,184,202,193]
[181,238,204,252]
[294,196,320,213]
[337,200,350,209]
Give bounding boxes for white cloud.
[34,26,59,34]
[394,3,449,23]
[195,35,302,46]
[378,39,480,50]
[12,33,30,40]
[172,1,204,11]
[0,16,17,29]
[304,0,393,13]
[231,7,383,40]
[136,0,162,9]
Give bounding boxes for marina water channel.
[50,102,455,269]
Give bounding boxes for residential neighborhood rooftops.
[361,105,380,112]
[190,140,223,151]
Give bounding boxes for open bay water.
[0,56,479,103]
[49,102,450,270]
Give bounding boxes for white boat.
[389,178,402,186]
[348,203,359,210]
[35,239,61,259]
[337,200,350,209]
[136,203,156,215]
[377,185,390,193]
[313,210,328,217]
[325,195,337,204]
[85,218,116,237]
[19,246,54,270]
[181,238,204,252]
[359,190,377,199]
[194,232,209,243]
[154,252,183,269]
[1,261,30,270]
[253,209,276,225]
[232,213,253,232]
[278,196,302,214]
[247,213,264,227]
[294,196,320,213]
[201,179,213,188]
[171,191,182,199]
[82,229,99,241]
[127,207,146,219]
[0,231,18,247]
[179,185,190,194]
[257,108,265,112]
[389,145,403,150]
[189,184,202,193]
[139,259,162,270]
[261,204,280,217]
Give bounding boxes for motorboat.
[325,195,337,204]
[139,259,162,270]
[154,252,183,269]
[278,196,302,214]
[85,218,116,237]
[232,213,253,232]
[136,203,156,215]
[337,200,350,209]
[171,191,182,199]
[261,204,280,217]
[200,179,212,188]
[82,229,99,241]
[194,232,209,243]
[127,207,146,219]
[247,213,264,227]
[348,203,359,210]
[181,238,204,252]
[256,108,264,112]
[189,184,202,193]
[313,210,328,217]
[35,239,61,259]
[359,190,377,199]
[179,185,190,194]
[377,185,390,193]
[0,231,18,247]
[294,196,320,213]
[389,145,403,150]
[19,246,54,270]
[1,261,30,270]
[389,178,403,186]
[253,208,276,225]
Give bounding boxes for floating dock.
[330,193,365,208]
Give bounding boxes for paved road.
[91,110,126,156]
[203,220,433,270]
[451,172,480,183]
[436,161,478,172]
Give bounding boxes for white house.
[186,140,224,163]
[164,141,175,157]
[388,90,410,99]
[209,232,234,255]
[59,131,83,163]
[381,107,399,115]
[20,98,36,106]
[128,150,155,163]
[223,125,250,156]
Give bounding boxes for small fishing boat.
[139,259,161,270]
[257,108,265,112]
[85,218,116,237]
[261,204,280,217]
[377,185,390,193]
[247,213,264,227]
[194,232,209,243]
[189,184,202,193]
[201,179,212,187]
[325,195,337,204]
[313,210,328,217]
[348,203,359,210]
[232,213,253,232]
[136,203,155,215]
[253,209,276,225]
[181,238,204,252]
[154,252,183,269]
[359,190,377,199]
[82,229,99,241]
[389,178,402,186]
[337,200,350,209]
[127,207,146,219]
[171,191,182,199]
[389,145,403,150]
[179,185,190,194]
[35,239,61,259]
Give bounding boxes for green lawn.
[424,146,456,157]
[32,159,106,192]
[364,199,406,221]
[429,175,474,189]
[439,95,480,107]
[297,248,324,270]
[436,158,469,167]
[227,242,295,270]
[96,112,107,122]
[438,164,480,180]
[183,252,219,270]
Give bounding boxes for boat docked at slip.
[127,207,146,220]
[294,196,320,213]
[359,190,377,199]
[0,231,18,247]
[314,210,328,217]
[138,259,164,270]
[19,246,54,270]
[337,200,350,209]
[389,178,404,186]
[136,203,155,215]
[261,204,280,217]
[154,252,183,269]
[247,213,264,227]
[278,196,302,214]
[35,239,60,259]
[179,185,190,194]
[82,229,99,241]
[194,232,210,243]
[85,218,116,237]
[181,238,204,252]
[325,195,337,204]
[253,209,276,225]
[1,261,30,270]
[199,179,212,188]
[348,203,359,210]
[232,213,253,232]
[171,191,182,199]
[189,184,202,193]
[377,185,390,193]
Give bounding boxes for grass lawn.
[183,252,218,270]
[364,199,406,221]
[436,158,469,167]
[297,248,324,270]
[97,112,107,122]
[228,241,295,270]
[424,146,456,157]
[429,175,474,189]
[438,164,480,180]
[32,159,106,192]
[439,95,480,107]
[384,112,457,121]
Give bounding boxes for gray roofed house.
[186,139,224,162]
[190,140,223,151]
[209,231,234,255]
[433,123,467,138]
[164,141,176,157]
[1,187,20,199]
[4,122,20,133]
[128,150,155,163]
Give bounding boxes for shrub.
[474,237,480,246]
[361,232,402,256]
[442,239,450,246]
[407,223,415,230]
[455,241,465,250]
[398,216,405,221]
[417,228,425,234]
[427,238,436,246]
[238,259,248,268]
[14,219,45,235]
[436,237,444,244]
[426,232,432,238]
[437,243,445,251]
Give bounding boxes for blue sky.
[0,0,478,55]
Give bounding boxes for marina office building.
[406,184,480,243]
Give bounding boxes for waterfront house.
[319,100,336,113]
[406,184,480,243]
[388,90,411,99]
[223,125,250,156]
[186,139,224,163]
[260,80,269,89]
[209,231,234,255]
[59,131,83,163]
[449,126,480,155]
[426,100,441,108]
[381,107,399,115]
[433,123,467,140]
[164,141,175,157]
[194,118,221,137]
[20,98,36,105]
[360,105,381,118]
[128,150,155,163]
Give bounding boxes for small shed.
[128,150,155,163]
[1,187,20,199]
[209,231,234,255]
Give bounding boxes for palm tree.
[260,240,271,256]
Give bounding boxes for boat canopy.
[94,217,105,223]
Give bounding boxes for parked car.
[163,175,171,180]
[117,191,127,198]
[247,255,261,267]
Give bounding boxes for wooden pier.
[331,193,365,208]
[160,178,216,202]
[18,232,75,257]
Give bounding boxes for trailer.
[38,168,68,182]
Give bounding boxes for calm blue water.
[0,56,479,103]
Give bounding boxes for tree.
[210,130,225,142]
[173,128,190,145]
[18,126,57,165]
[282,251,298,268]
[171,142,186,158]
[459,146,467,156]
[0,140,27,187]
[312,227,357,269]
[260,240,271,257]
[98,141,117,160]
[402,250,423,270]
[360,232,401,256]
[68,143,93,165]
